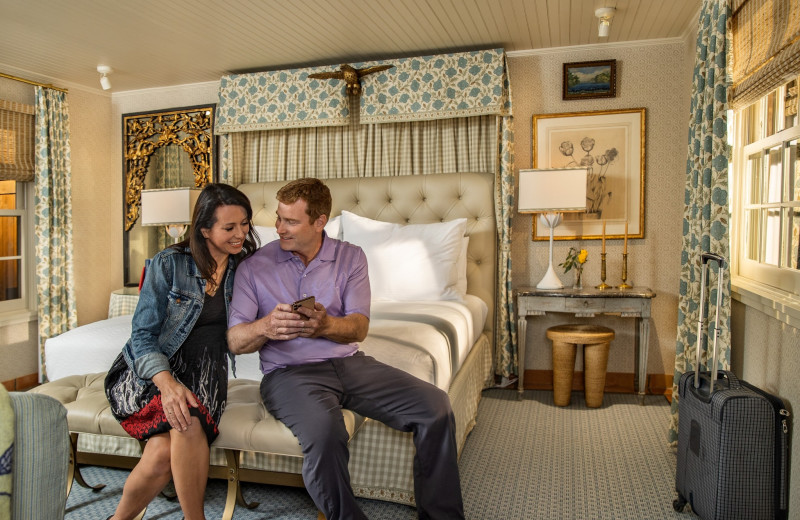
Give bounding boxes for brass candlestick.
[618,253,632,289]
[596,252,610,290]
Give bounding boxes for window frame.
[731,80,800,328]
[0,181,35,324]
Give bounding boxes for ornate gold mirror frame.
[122,104,216,285]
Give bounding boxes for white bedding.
[45,297,487,391]
[45,314,132,382]
[370,295,487,376]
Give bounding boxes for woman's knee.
[143,436,172,475]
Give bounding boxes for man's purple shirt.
[229,233,371,374]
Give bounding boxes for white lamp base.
[536,212,564,290]
[165,224,187,244]
[536,263,564,289]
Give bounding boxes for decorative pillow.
[341,211,467,301]
[253,216,342,247]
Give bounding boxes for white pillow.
[341,211,467,301]
[254,225,279,245]
[456,237,469,296]
[253,215,342,247]
[325,215,343,240]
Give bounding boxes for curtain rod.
[0,72,68,94]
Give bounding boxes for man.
[227,178,465,520]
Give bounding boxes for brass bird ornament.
[308,64,394,96]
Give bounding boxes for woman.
[104,183,259,520]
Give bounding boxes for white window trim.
[731,276,800,330]
[730,86,800,329]
[0,183,36,326]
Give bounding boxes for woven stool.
[546,324,615,408]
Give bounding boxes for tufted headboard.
[237,172,497,342]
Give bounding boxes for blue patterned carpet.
[66,389,685,519]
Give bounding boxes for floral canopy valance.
[215,48,511,133]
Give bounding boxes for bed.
[42,171,498,507]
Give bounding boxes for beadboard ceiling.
[0,0,700,93]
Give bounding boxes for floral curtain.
[668,0,731,444]
[33,86,77,382]
[494,114,517,378]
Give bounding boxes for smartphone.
[291,296,315,319]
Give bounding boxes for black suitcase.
[674,253,790,520]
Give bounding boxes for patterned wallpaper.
[507,40,692,381]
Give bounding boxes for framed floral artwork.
[562,60,616,100]
[531,108,645,241]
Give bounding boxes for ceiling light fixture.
[97,65,113,90]
[595,7,616,38]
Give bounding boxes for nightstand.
[516,286,656,403]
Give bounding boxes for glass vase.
[573,268,583,289]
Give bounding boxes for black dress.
[105,289,228,444]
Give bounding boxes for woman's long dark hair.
[174,183,260,284]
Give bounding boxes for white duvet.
[45,296,487,390]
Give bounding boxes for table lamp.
[518,168,588,289]
[140,187,201,243]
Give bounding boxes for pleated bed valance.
[215,48,511,134]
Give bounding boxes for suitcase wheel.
[673,494,687,512]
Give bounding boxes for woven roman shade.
[730,0,800,109]
[0,100,35,182]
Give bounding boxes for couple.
[104,179,465,520]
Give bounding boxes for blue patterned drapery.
[34,86,78,382]
[494,113,517,378]
[216,49,518,379]
[668,0,731,444]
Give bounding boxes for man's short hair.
[276,178,332,223]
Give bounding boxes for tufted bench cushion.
[32,372,365,518]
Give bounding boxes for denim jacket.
[121,247,236,381]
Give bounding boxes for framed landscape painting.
[531,107,645,241]
[562,60,616,100]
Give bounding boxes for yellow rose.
[578,249,588,264]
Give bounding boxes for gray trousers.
[259,352,465,520]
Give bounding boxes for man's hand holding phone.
[290,296,321,338]
[291,296,315,320]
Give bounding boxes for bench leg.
[222,449,259,520]
[67,432,106,497]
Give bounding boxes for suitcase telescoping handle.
[694,253,726,392]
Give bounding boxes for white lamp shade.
[141,187,201,226]
[518,168,588,213]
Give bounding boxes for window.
[733,77,800,307]
[0,180,33,315]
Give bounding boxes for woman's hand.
[152,371,198,432]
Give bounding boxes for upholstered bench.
[31,373,364,519]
